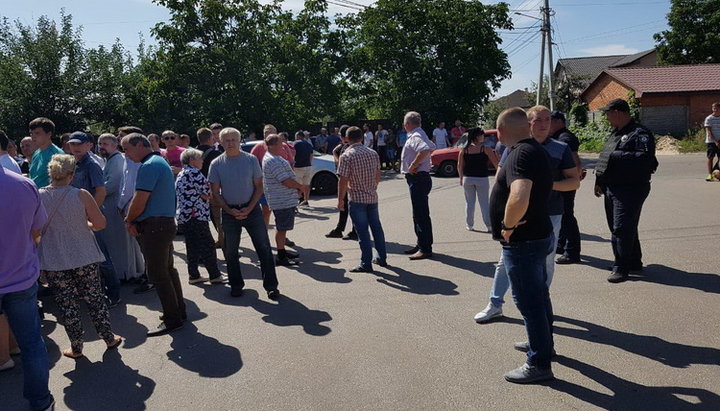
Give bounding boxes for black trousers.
[137,217,186,326]
[406,172,433,253]
[557,191,581,259]
[603,184,650,274]
[335,192,355,234]
[182,219,222,280]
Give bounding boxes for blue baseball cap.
[67,131,91,144]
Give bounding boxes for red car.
[430,129,498,177]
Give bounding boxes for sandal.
[106,335,123,350]
[62,349,83,359]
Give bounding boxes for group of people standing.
[1,96,660,411]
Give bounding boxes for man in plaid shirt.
[337,126,387,273]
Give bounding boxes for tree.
[654,0,720,64]
[338,0,512,126]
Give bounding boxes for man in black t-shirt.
[489,107,555,384]
[197,127,224,248]
[326,125,357,240]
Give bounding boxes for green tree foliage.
[654,0,720,64]
[339,0,512,127]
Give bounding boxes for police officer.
[550,111,584,264]
[594,98,658,283]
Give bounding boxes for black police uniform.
[552,127,581,260]
[595,120,658,275]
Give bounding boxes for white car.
[241,140,338,195]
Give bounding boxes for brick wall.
[642,93,720,129]
[583,74,632,111]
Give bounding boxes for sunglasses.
[163,136,176,140]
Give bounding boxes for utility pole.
[545,0,555,110]
[536,10,546,107]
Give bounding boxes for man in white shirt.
[0,131,21,174]
[704,102,720,181]
[363,124,374,148]
[432,122,450,149]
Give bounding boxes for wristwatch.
[501,221,516,231]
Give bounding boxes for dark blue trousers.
[603,184,650,274]
[405,172,433,253]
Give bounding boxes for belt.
[405,171,430,178]
[225,202,251,210]
[136,216,174,224]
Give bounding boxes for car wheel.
[437,160,457,177]
[311,171,338,195]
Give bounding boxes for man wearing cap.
[595,98,658,283]
[549,111,584,264]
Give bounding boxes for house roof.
[491,89,531,108]
[610,49,656,68]
[555,55,627,81]
[600,64,720,97]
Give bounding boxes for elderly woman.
[38,154,122,358]
[175,148,224,284]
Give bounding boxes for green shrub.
[569,121,611,153]
[677,128,706,153]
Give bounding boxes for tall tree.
[654,0,720,64]
[338,0,512,126]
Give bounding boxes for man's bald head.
[496,107,531,145]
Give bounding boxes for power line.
[327,0,364,11]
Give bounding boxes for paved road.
[3,153,719,410]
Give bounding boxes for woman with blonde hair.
[38,154,122,358]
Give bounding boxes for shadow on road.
[371,265,459,296]
[62,350,155,411]
[548,356,720,410]
[166,322,243,378]
[555,315,720,368]
[285,245,351,284]
[630,264,720,295]
[202,288,332,336]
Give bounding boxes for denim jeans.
[490,215,561,307]
[604,184,650,274]
[502,235,554,369]
[95,231,120,302]
[462,176,491,230]
[221,205,278,292]
[348,202,387,268]
[0,282,54,410]
[405,172,433,253]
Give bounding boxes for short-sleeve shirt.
[135,153,177,221]
[364,131,374,148]
[30,144,64,188]
[499,138,574,215]
[251,142,295,166]
[262,152,298,210]
[704,114,720,143]
[432,128,449,149]
[337,143,380,204]
[0,168,47,294]
[208,151,262,206]
[197,144,222,177]
[552,128,580,152]
[325,135,341,154]
[401,127,436,173]
[0,153,21,174]
[314,135,328,152]
[293,140,314,168]
[71,152,104,196]
[490,138,552,242]
[175,165,211,224]
[165,147,185,168]
[451,126,466,141]
[375,130,388,146]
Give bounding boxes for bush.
[569,121,611,152]
[677,128,707,153]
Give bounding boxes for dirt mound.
[656,136,680,155]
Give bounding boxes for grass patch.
[569,122,611,153]
[677,129,706,153]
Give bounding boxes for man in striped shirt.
[337,126,386,273]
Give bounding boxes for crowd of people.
[1,97,663,410]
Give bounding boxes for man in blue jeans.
[400,111,436,260]
[337,126,387,273]
[0,166,54,410]
[209,128,279,300]
[488,108,555,383]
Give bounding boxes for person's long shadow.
[384,241,497,279]
[166,322,243,378]
[555,316,720,368]
[579,233,610,243]
[371,265,459,296]
[202,288,331,336]
[631,264,720,294]
[295,209,330,221]
[62,350,155,411]
[549,356,720,410]
[578,254,614,271]
[288,245,351,284]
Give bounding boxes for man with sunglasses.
[161,130,185,176]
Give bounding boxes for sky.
[2,0,673,99]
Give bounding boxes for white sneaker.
[0,358,14,371]
[466,226,473,231]
[474,303,503,323]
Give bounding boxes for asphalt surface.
[2,153,719,410]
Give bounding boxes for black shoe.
[284,249,300,259]
[133,283,155,294]
[555,248,564,255]
[403,246,420,255]
[108,298,122,308]
[276,256,299,266]
[409,251,432,260]
[325,229,343,238]
[267,289,280,301]
[556,255,580,265]
[629,264,644,273]
[372,258,388,267]
[159,313,188,322]
[349,265,373,273]
[513,341,557,357]
[342,232,358,241]
[230,288,244,297]
[285,238,296,247]
[146,321,183,337]
[607,271,629,283]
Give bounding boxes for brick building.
[580,64,720,135]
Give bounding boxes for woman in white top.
[38,154,122,359]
